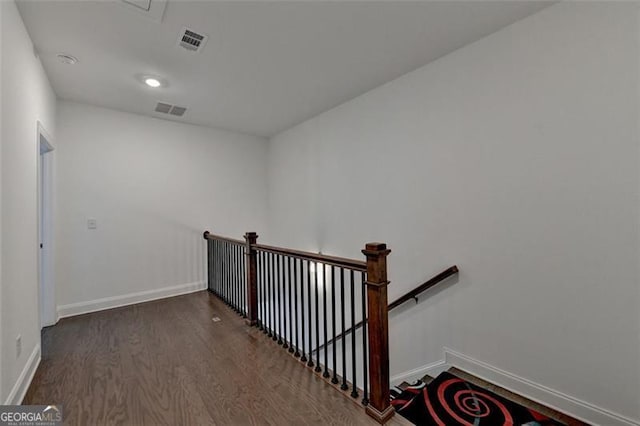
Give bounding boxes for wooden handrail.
[253,243,367,271]
[387,265,459,310]
[205,230,365,270]
[203,231,245,246]
[313,265,459,356]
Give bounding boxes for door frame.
[37,121,56,328]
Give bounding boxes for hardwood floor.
[25,291,406,425]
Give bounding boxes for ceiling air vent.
[177,27,208,53]
[154,102,172,113]
[169,106,187,117]
[154,102,187,117]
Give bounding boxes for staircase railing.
[312,265,459,359]
[203,230,394,423]
[204,232,248,316]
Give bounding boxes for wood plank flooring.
[24,291,407,426]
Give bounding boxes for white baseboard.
[443,347,640,426]
[391,359,449,384]
[4,344,41,405]
[57,281,206,319]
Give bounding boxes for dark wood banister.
[204,231,366,271]
[203,231,245,246]
[388,265,459,310]
[313,265,459,354]
[253,243,367,271]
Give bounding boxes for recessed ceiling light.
[144,77,162,88]
[56,54,78,65]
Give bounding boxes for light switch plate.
[87,219,97,229]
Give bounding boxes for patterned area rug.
[391,372,565,426]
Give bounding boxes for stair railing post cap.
[362,242,391,255]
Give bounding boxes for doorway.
[38,122,55,328]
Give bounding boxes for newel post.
[244,232,259,326]
[362,242,394,424]
[203,231,211,292]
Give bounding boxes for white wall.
[0,0,4,402]
[1,0,57,403]
[55,101,268,314]
[268,2,640,423]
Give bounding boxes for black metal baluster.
[300,258,307,362]
[235,244,239,312]
[209,240,216,293]
[277,255,283,345]
[262,251,267,331]
[229,243,233,308]
[282,255,287,347]
[235,245,239,313]
[238,245,243,316]
[361,271,368,405]
[271,253,280,341]
[236,246,242,318]
[214,240,217,296]
[282,256,289,349]
[257,251,262,329]
[271,252,276,338]
[274,253,279,341]
[232,244,236,309]
[223,242,233,307]
[340,267,348,391]
[236,245,241,314]
[307,260,314,367]
[221,240,225,300]
[235,244,238,311]
[314,262,321,373]
[222,242,226,302]
[216,240,220,298]
[323,264,330,378]
[222,242,227,303]
[258,251,267,331]
[242,245,247,317]
[206,240,211,291]
[331,265,338,384]
[231,243,234,309]
[350,270,358,399]
[287,256,297,353]
[294,258,300,357]
[214,240,218,296]
[206,240,210,291]
[267,253,273,337]
[231,243,236,311]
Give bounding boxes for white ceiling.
[17,0,553,137]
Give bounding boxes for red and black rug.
[391,372,564,426]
